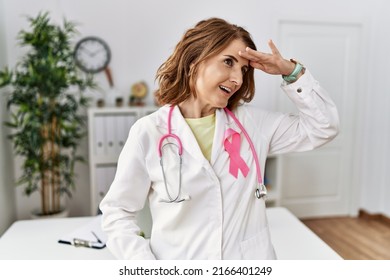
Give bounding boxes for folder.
[105,115,116,156]
[58,215,107,249]
[93,116,106,156]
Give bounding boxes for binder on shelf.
[58,215,107,249]
[95,165,116,200]
[105,115,117,156]
[115,114,127,154]
[93,116,106,156]
[96,166,108,200]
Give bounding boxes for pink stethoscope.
[158,105,267,203]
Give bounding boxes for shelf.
[88,106,158,116]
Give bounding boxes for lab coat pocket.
[240,228,276,260]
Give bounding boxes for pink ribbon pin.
[224,128,250,178]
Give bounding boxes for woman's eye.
[224,58,233,67]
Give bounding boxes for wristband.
[282,59,304,83]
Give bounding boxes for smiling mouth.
[219,85,232,96]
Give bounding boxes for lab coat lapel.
[210,108,242,166]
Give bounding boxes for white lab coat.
[100,70,339,260]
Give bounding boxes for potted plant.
[0,12,94,217]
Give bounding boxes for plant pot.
[30,208,70,219]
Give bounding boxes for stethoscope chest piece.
[255,184,267,199]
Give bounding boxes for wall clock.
[74,36,111,74]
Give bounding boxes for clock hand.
[79,45,95,56]
[90,48,105,57]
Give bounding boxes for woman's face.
[194,39,249,110]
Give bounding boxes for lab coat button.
[297,87,302,93]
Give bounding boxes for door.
[276,20,363,218]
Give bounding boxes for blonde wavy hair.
[154,18,257,110]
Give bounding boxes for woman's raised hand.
[239,40,295,76]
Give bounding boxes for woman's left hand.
[239,40,295,76]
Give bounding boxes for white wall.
[358,0,390,216]
[1,0,389,220]
[0,0,16,235]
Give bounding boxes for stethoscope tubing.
[159,144,183,203]
[158,106,183,157]
[158,134,183,157]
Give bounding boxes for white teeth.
[219,85,231,93]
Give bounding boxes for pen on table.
[91,231,103,243]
